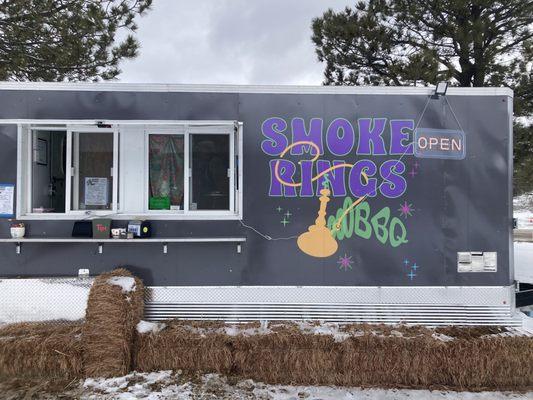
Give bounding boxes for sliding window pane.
[190,134,230,210]
[31,130,66,213]
[73,132,114,211]
[148,134,184,210]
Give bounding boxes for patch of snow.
[516,116,533,127]
[520,312,533,334]
[296,321,351,342]
[136,320,166,334]
[107,277,136,293]
[222,324,272,336]
[82,370,194,399]
[514,242,533,284]
[76,371,532,399]
[514,211,533,229]
[432,332,455,342]
[514,191,533,212]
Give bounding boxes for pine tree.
[0,0,152,81]
[312,0,533,193]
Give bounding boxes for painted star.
[337,254,354,271]
[398,201,414,218]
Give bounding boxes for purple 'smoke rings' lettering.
[414,129,465,160]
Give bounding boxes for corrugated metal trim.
[144,286,519,326]
[144,303,520,326]
[0,82,514,97]
[0,278,519,327]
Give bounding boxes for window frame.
[16,121,243,220]
[144,125,187,215]
[144,124,236,216]
[67,125,119,216]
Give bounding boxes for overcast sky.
[118,0,352,85]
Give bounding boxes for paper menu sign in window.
[0,184,14,217]
[84,177,108,206]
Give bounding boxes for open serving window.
[17,121,243,220]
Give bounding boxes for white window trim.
[16,121,243,221]
[66,125,118,216]
[144,124,236,216]
[144,125,186,215]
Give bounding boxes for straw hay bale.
[82,268,144,378]
[0,322,83,379]
[134,320,233,374]
[232,324,343,385]
[428,336,533,390]
[132,320,533,391]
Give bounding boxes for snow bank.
[514,192,533,228]
[107,277,136,293]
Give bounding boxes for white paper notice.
[84,177,108,206]
[0,184,14,217]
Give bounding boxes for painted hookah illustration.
[274,140,369,258]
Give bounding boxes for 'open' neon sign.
[414,129,465,160]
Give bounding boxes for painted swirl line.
[273,140,369,231]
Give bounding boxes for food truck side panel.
[0,87,513,288]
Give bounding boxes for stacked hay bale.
[424,328,533,390]
[232,324,343,385]
[135,320,233,374]
[82,268,144,378]
[2,265,532,391]
[133,321,533,391]
[0,322,83,379]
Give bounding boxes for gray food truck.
[0,82,518,326]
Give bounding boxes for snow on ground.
[515,242,533,284]
[514,191,533,228]
[108,276,137,293]
[516,116,533,127]
[49,371,533,399]
[514,211,533,229]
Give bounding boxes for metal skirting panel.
[0,279,520,327]
[0,277,94,324]
[144,286,520,326]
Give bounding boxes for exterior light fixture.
[435,81,449,96]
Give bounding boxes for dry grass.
[82,268,144,378]
[0,322,83,380]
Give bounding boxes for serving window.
[148,133,185,211]
[17,122,242,220]
[189,132,232,211]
